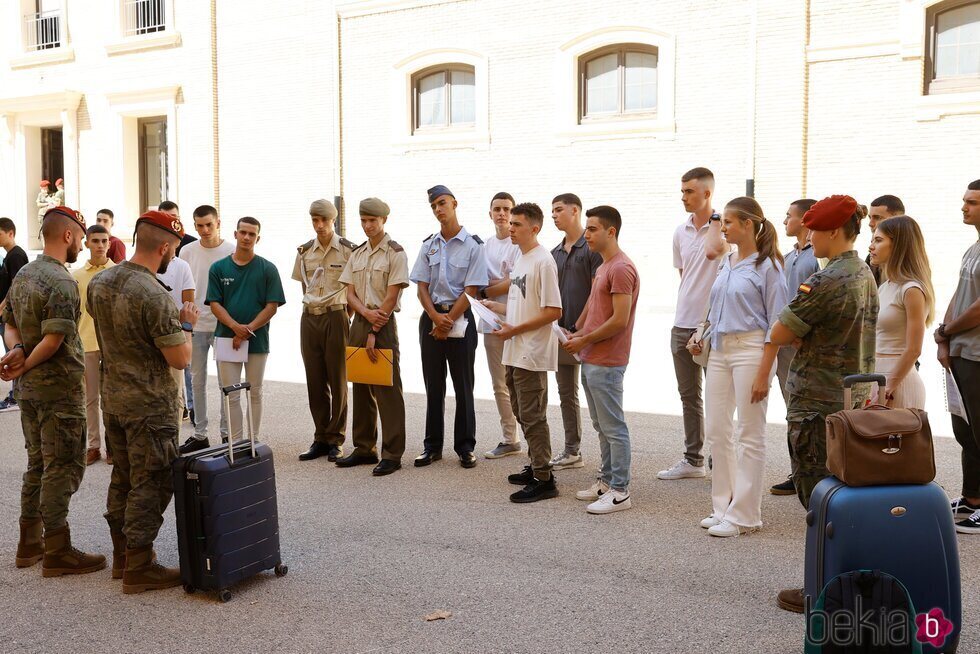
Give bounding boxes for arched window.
[412,64,476,131]
[579,44,658,121]
[927,0,980,93]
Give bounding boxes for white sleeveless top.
[876,280,924,355]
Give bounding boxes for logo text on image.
[805,596,953,649]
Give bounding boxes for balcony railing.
[123,0,166,36]
[24,10,62,51]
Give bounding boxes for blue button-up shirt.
[410,226,489,304]
[707,253,788,351]
[783,243,819,298]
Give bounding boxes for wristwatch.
[181,321,193,333]
[12,343,24,351]
[478,288,487,300]
[709,213,721,223]
[938,323,948,339]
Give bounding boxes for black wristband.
[13,343,24,351]
[478,288,487,300]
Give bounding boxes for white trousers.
[217,354,269,440]
[705,331,773,528]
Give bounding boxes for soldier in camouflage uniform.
[89,210,199,593]
[2,206,106,577]
[767,195,878,614]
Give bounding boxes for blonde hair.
[876,215,936,325]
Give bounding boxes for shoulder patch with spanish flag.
[798,283,812,295]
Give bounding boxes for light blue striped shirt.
[707,253,789,351]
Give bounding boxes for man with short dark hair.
[550,193,602,471]
[96,209,127,263]
[0,217,30,412]
[938,179,980,535]
[159,201,198,255]
[659,167,727,481]
[3,206,106,577]
[865,195,905,285]
[207,217,286,442]
[565,205,640,514]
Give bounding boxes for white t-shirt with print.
[479,234,520,333]
[502,245,562,372]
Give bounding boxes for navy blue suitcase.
[172,382,286,602]
[804,476,961,653]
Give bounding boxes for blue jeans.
[581,363,631,492]
[183,367,193,411]
[191,331,227,440]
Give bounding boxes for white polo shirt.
[672,214,724,329]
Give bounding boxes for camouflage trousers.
[788,414,830,510]
[19,399,86,530]
[103,412,178,548]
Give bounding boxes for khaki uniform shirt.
[339,234,410,312]
[291,233,355,309]
[1,255,84,402]
[87,261,186,417]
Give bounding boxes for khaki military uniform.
[2,255,85,531]
[338,234,410,461]
[778,250,878,507]
[292,233,355,446]
[88,261,185,548]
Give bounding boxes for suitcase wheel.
[275,564,288,577]
[218,589,232,603]
[183,584,195,595]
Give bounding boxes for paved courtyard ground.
[0,379,975,653]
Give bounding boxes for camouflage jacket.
[779,250,878,418]
[1,255,84,403]
[87,261,186,417]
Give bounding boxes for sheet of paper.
[552,323,581,362]
[214,336,249,363]
[447,317,469,339]
[946,370,968,424]
[465,294,502,330]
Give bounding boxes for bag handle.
[842,373,886,409]
[221,381,255,463]
[346,346,393,365]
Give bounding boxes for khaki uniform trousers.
[349,314,406,461]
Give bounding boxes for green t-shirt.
[206,255,286,354]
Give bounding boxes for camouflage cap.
[43,206,85,231]
[136,210,185,239]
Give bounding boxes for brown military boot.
[15,517,44,568]
[122,545,180,594]
[110,530,127,580]
[41,525,107,577]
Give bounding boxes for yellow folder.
[345,346,394,386]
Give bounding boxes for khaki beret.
[359,197,390,218]
[309,199,338,221]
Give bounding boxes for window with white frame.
[412,65,476,131]
[580,44,658,121]
[123,0,167,36]
[927,0,980,93]
[23,0,62,51]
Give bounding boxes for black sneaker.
[770,478,796,496]
[178,436,210,455]
[951,496,980,518]
[955,510,980,535]
[507,465,535,486]
[510,476,559,503]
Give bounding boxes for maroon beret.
[42,206,85,231]
[136,210,185,239]
[803,195,858,231]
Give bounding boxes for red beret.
[39,180,50,188]
[803,195,858,231]
[42,206,85,231]
[55,178,63,186]
[136,210,185,239]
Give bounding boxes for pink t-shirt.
[580,252,640,367]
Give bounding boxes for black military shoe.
[335,452,379,468]
[414,450,442,467]
[770,477,796,496]
[510,476,559,503]
[507,465,535,486]
[372,460,401,476]
[178,436,209,455]
[459,452,477,469]
[327,445,342,462]
[299,441,332,461]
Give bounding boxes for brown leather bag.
[825,374,936,486]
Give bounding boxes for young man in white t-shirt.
[177,205,235,453]
[483,203,563,503]
[157,253,196,423]
[478,192,522,459]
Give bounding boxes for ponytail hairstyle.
[724,197,784,268]
[875,215,936,325]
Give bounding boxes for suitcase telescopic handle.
[842,374,887,409]
[221,381,252,396]
[221,382,257,464]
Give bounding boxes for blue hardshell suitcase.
[172,382,287,602]
[804,476,961,653]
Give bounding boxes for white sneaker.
[550,452,584,470]
[657,459,706,480]
[586,490,631,514]
[707,520,759,538]
[700,515,721,529]
[576,478,610,501]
